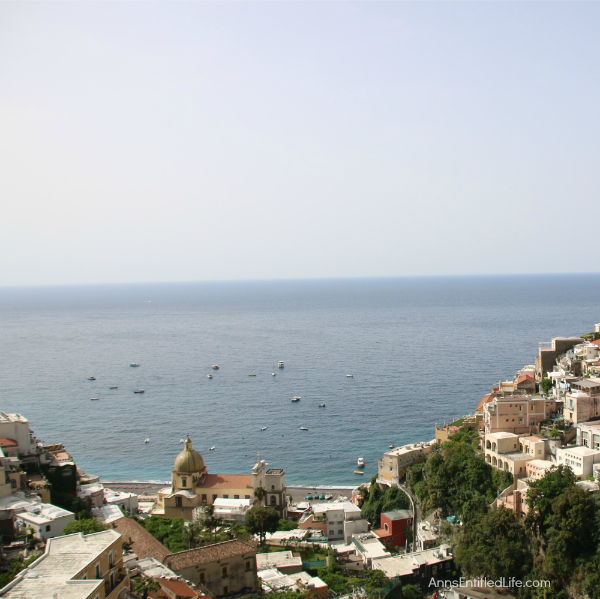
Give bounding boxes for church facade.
[154,437,287,520]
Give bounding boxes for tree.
[245,506,280,545]
[402,584,422,599]
[134,576,160,599]
[454,506,531,581]
[526,465,576,537]
[63,519,109,535]
[254,486,266,505]
[200,504,222,544]
[404,522,413,548]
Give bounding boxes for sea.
[1,274,599,487]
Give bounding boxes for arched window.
[486,440,491,449]
[338,530,343,535]
[45,525,51,532]
[271,485,275,490]
[384,523,388,532]
[492,443,497,451]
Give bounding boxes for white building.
[351,533,391,567]
[555,446,600,479]
[576,421,600,449]
[15,503,75,541]
[77,483,105,508]
[299,501,369,543]
[104,488,138,515]
[258,568,327,597]
[0,413,39,457]
[212,497,252,522]
[372,545,453,580]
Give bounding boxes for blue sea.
[1,275,599,486]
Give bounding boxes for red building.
[374,509,412,548]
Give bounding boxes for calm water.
[1,275,599,486]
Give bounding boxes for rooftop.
[0,438,18,448]
[164,539,255,571]
[256,551,302,572]
[381,510,412,521]
[112,517,171,561]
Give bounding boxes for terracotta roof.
[516,375,535,384]
[164,540,255,571]
[199,474,252,490]
[476,395,493,413]
[373,528,392,539]
[591,339,600,346]
[0,438,18,447]
[159,578,204,598]
[112,517,171,561]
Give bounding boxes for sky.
[1,1,599,287]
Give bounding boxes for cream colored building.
[0,530,129,599]
[377,442,433,486]
[555,446,600,479]
[526,459,555,480]
[519,435,546,459]
[483,395,557,436]
[154,438,286,520]
[484,432,533,476]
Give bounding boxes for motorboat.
[346,374,353,378]
[134,389,145,394]
[278,361,284,368]
[291,397,301,402]
[271,373,276,376]
[318,403,326,407]
[212,365,219,370]
[300,427,308,431]
[389,444,394,449]
[260,427,267,431]
[144,438,149,443]
[248,373,257,376]
[87,376,96,380]
[90,397,99,401]
[357,458,365,467]
[209,446,215,450]
[130,363,140,367]
[354,471,364,475]
[109,386,118,389]
[207,374,213,379]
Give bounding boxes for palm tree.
[201,504,221,544]
[254,486,266,506]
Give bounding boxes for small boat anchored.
[109,386,118,389]
[271,372,276,376]
[212,365,219,370]
[318,403,326,407]
[90,397,99,401]
[134,389,145,394]
[87,376,96,380]
[354,470,364,475]
[300,427,308,431]
[278,361,284,368]
[207,374,213,379]
[144,438,149,443]
[260,427,267,431]
[130,363,140,367]
[291,397,301,402]
[248,373,257,376]
[389,444,394,449]
[346,374,353,378]
[357,458,365,467]
[209,446,215,450]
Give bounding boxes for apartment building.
[484,432,533,476]
[298,501,368,543]
[576,421,600,449]
[555,446,600,479]
[483,395,556,436]
[377,442,433,486]
[0,530,129,599]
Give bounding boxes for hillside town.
[1,323,600,599]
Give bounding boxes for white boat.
[209,446,215,450]
[248,373,257,376]
[260,427,267,431]
[134,389,145,394]
[389,444,394,449]
[291,397,301,402]
[87,376,96,380]
[300,427,308,431]
[207,374,213,379]
[271,373,276,376]
[144,438,149,443]
[109,386,118,389]
[346,374,353,378]
[357,458,365,467]
[278,361,284,368]
[212,365,219,370]
[90,397,99,401]
[318,403,326,407]
[130,363,140,367]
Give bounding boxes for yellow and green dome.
[174,437,204,473]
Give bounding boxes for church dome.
[174,437,204,473]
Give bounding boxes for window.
[338,529,343,535]
[223,586,228,595]
[223,495,229,499]
[519,406,523,412]
[213,494,218,502]
[222,567,228,578]
[45,525,51,532]
[181,477,187,487]
[271,496,276,505]
[519,418,523,425]
[108,551,113,568]
[408,519,412,524]
[95,564,101,579]
[329,530,334,535]
[245,495,250,499]
[246,561,251,571]
[175,497,183,508]
[337,521,343,524]
[109,572,114,590]
[199,573,205,584]
[234,495,239,499]
[202,494,207,503]
[82,574,87,580]
[384,523,389,532]
[271,485,275,490]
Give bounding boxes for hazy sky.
[1,2,599,286]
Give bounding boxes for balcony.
[106,572,129,599]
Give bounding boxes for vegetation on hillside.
[358,477,411,527]
[63,518,110,535]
